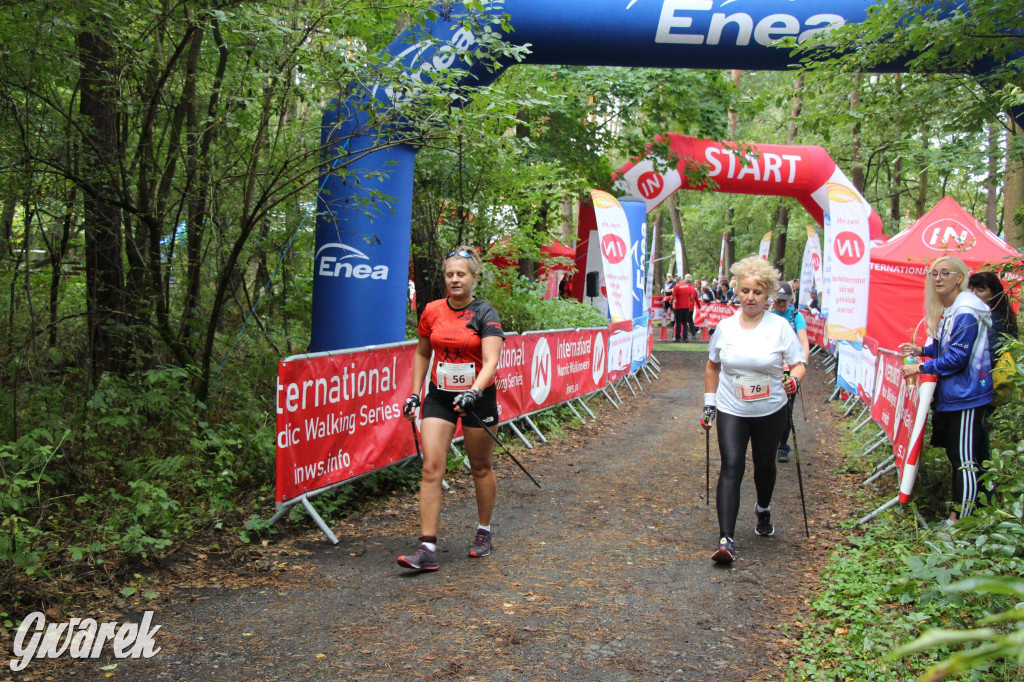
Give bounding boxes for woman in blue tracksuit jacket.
[901,256,993,524]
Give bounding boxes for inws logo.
[592,333,606,386]
[636,171,665,200]
[316,242,389,280]
[922,220,976,251]
[530,337,552,405]
[653,0,846,47]
[833,231,865,266]
[601,234,628,265]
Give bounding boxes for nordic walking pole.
[466,410,541,488]
[785,372,811,538]
[705,429,710,506]
[410,419,423,456]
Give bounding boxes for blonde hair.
[731,256,780,296]
[443,245,484,278]
[924,256,969,337]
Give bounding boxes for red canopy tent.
[488,239,576,299]
[866,196,1021,350]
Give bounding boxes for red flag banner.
[805,311,827,347]
[895,373,937,503]
[275,343,418,503]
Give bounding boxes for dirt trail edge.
[77,350,860,681]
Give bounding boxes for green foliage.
[476,269,607,334]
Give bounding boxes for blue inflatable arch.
[312,0,1001,352]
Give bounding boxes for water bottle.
[904,354,917,387]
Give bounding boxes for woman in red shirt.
[398,247,505,571]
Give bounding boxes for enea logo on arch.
[316,242,390,280]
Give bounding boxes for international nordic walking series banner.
[277,327,611,504]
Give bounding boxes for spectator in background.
[968,271,1018,359]
[663,276,677,327]
[672,274,701,342]
[809,288,820,313]
[771,281,810,463]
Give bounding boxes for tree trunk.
[652,212,665,287]
[77,28,126,379]
[890,156,903,230]
[915,132,930,219]
[849,74,865,193]
[772,76,803,277]
[1002,119,1024,248]
[984,122,1000,232]
[667,193,686,275]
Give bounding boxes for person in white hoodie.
[901,256,993,525]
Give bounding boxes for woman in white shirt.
[700,256,806,564]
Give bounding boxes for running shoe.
[777,444,790,463]
[468,529,493,558]
[756,507,775,536]
[397,543,439,571]
[711,537,736,564]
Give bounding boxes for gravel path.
[42,347,858,681]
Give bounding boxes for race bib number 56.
[437,362,476,391]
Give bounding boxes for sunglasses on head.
[446,248,473,260]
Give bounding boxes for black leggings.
[715,407,789,538]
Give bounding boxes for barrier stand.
[827,385,842,401]
[640,365,655,383]
[862,462,897,486]
[619,376,637,396]
[860,431,889,459]
[858,495,899,525]
[864,451,894,477]
[269,455,419,544]
[852,412,876,433]
[599,386,620,408]
[576,396,596,419]
[843,395,860,417]
[608,381,624,404]
[506,420,534,448]
[628,373,644,393]
[521,415,547,443]
[564,399,586,423]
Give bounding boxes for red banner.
[276,328,611,502]
[694,302,737,328]
[494,333,526,423]
[276,343,418,503]
[870,350,906,443]
[520,329,608,413]
[805,311,827,347]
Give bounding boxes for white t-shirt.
[708,310,804,418]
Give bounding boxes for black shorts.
[421,383,499,427]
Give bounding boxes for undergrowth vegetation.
[790,339,1024,681]
[0,265,604,613]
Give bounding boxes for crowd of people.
[398,244,1017,571]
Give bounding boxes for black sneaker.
[777,445,790,463]
[468,529,493,558]
[711,537,737,564]
[397,543,439,571]
[756,507,775,536]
